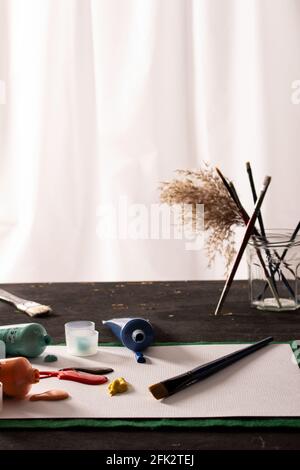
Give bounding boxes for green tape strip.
[0,341,299,430]
[1,417,300,430]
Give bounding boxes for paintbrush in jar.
[245,162,293,298]
[215,168,281,309]
[214,176,271,315]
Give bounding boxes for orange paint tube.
[0,357,39,399]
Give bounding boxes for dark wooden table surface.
[1,280,300,450]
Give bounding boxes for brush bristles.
[246,161,251,171]
[27,305,51,316]
[148,382,169,400]
[17,302,51,317]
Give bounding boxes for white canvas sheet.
[1,344,300,419]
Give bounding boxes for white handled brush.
[0,289,52,317]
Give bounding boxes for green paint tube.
[0,323,51,358]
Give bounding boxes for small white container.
[65,321,95,332]
[0,340,5,359]
[65,321,99,356]
[0,343,4,413]
[0,382,2,412]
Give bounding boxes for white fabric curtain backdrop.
[0,0,299,282]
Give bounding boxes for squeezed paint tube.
[102,318,154,363]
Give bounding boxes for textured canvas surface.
[1,344,300,419]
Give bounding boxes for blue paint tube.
[102,318,154,363]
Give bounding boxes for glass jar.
[247,229,300,311]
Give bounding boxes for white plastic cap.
[0,340,5,359]
[0,383,2,413]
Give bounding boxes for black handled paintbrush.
[214,175,272,315]
[149,336,273,400]
[59,367,114,374]
[246,162,293,299]
[246,162,267,238]
[215,168,281,309]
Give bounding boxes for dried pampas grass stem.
[160,165,243,270]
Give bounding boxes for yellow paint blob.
[108,377,129,396]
